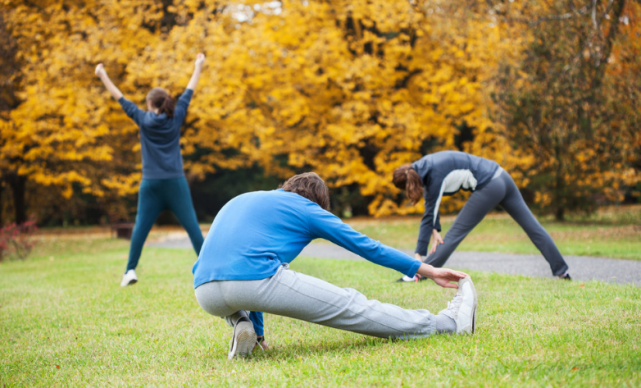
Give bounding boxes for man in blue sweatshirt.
[193,172,478,359]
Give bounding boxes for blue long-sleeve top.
[118,89,193,179]
[412,151,500,256]
[192,189,422,337]
[192,189,421,287]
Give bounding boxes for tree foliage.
[0,0,638,224]
[488,0,641,219]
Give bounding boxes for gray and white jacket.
[412,151,500,256]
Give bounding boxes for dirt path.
[149,237,641,285]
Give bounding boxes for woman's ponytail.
[146,87,176,118]
[392,164,424,204]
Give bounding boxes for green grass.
[342,205,641,261]
[2,238,640,387]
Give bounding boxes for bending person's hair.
[147,87,176,117]
[392,164,423,204]
[280,172,330,211]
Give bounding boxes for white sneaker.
[396,275,428,283]
[120,270,138,287]
[228,319,257,360]
[439,277,477,334]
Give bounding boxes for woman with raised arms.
[95,54,206,287]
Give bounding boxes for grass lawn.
[1,237,640,387]
[342,205,641,261]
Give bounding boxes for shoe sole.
[228,321,256,360]
[460,277,478,335]
[466,277,478,334]
[121,279,137,287]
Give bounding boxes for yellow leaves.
[0,0,530,217]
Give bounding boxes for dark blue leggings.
[126,177,204,272]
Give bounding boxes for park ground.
[1,206,640,386]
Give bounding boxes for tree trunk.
[0,182,3,227]
[8,174,26,224]
[555,206,564,222]
[553,143,565,221]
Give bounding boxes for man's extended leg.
[196,265,471,340]
[499,173,569,276]
[424,176,506,268]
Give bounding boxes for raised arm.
[186,53,206,92]
[95,64,123,100]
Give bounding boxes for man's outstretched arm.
[306,205,467,287]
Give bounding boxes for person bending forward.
[392,151,570,281]
[192,172,478,359]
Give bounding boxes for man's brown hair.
[280,172,330,210]
[392,164,424,204]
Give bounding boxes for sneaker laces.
[444,292,464,318]
[255,335,266,352]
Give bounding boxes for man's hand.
[430,267,468,289]
[429,229,444,254]
[195,53,205,69]
[95,63,106,77]
[416,263,467,289]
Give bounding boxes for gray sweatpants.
[195,264,437,339]
[424,170,569,276]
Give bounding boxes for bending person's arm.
[306,205,421,277]
[95,64,123,100]
[416,180,443,257]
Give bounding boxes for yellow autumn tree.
[3,0,515,222]
[0,0,252,223]
[6,0,634,224]
[175,0,515,216]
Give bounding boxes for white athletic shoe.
[395,275,428,283]
[439,277,477,334]
[120,270,138,287]
[228,319,257,360]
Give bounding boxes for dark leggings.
[424,171,569,276]
[126,177,204,271]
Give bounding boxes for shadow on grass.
[242,336,396,362]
